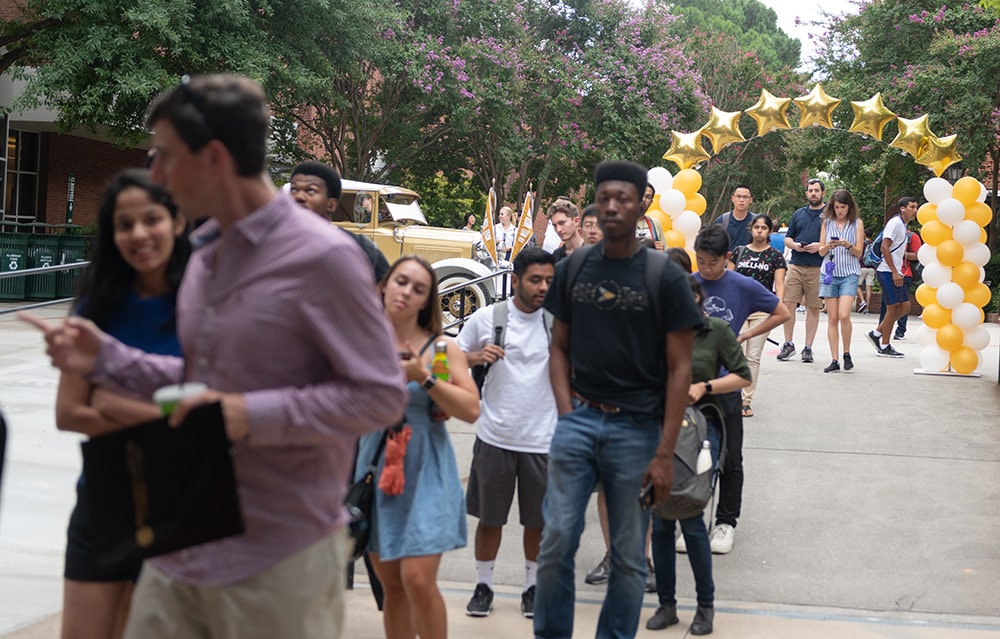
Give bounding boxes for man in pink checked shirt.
[24,74,407,638]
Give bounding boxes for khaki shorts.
[783,264,823,309]
[467,437,548,529]
[124,529,349,639]
[858,267,876,287]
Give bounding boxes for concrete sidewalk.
[2,302,999,637]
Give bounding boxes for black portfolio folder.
[81,402,244,569]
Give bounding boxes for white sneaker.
[675,534,687,554]
[709,524,735,554]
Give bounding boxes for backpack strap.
[563,244,596,311]
[492,300,509,347]
[644,248,668,332]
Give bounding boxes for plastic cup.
[153,382,208,416]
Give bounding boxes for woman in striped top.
[818,189,865,373]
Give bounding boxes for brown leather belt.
[572,391,622,414]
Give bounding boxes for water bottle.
[822,259,835,285]
[431,341,450,381]
[429,341,450,421]
[695,440,713,474]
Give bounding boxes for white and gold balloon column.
[644,167,706,267]
[913,176,993,375]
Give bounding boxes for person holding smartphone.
[818,189,865,373]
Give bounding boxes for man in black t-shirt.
[534,161,702,639]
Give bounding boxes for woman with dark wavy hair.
[57,168,189,639]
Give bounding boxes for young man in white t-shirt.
[867,197,918,357]
[456,247,557,619]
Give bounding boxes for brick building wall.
[40,134,146,228]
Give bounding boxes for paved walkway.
[2,302,999,638]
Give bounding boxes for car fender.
[432,258,497,298]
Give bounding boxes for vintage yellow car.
[331,179,501,325]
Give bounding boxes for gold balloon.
[936,324,965,352]
[647,208,671,232]
[700,107,745,154]
[916,133,962,177]
[915,283,936,308]
[966,283,992,307]
[673,169,703,196]
[687,193,707,216]
[967,202,993,227]
[916,203,937,226]
[848,93,896,140]
[664,229,686,248]
[662,130,710,171]
[889,114,932,159]
[922,303,952,329]
[952,177,980,206]
[950,347,979,375]
[936,239,964,267]
[921,219,952,246]
[745,89,792,137]
[793,83,842,129]
[952,261,982,291]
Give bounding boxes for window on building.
[5,128,40,228]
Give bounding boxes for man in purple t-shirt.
[692,225,790,554]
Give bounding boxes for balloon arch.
[646,85,991,376]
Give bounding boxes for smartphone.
[830,236,839,241]
[638,481,654,511]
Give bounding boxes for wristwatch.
[422,376,437,391]
[703,381,713,394]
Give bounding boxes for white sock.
[475,560,495,589]
[524,560,538,590]
[873,329,882,337]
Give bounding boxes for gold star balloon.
[662,129,710,170]
[793,83,842,129]
[890,114,932,159]
[744,89,792,137]
[700,107,745,154]
[848,93,896,140]
[916,133,962,177]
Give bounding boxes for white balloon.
[935,282,965,309]
[647,167,673,194]
[921,262,953,289]
[951,303,982,329]
[923,177,953,204]
[936,198,965,226]
[980,266,987,282]
[919,345,950,372]
[963,326,991,351]
[915,324,937,347]
[978,351,984,369]
[952,219,982,246]
[661,189,687,216]
[964,242,991,267]
[917,244,937,266]
[685,237,695,251]
[673,210,702,237]
[978,182,988,203]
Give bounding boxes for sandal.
[742,405,753,418]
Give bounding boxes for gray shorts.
[466,437,548,529]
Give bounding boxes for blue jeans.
[534,406,662,639]
[650,416,721,609]
[879,275,912,335]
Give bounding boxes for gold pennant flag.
[509,189,534,261]
[480,185,500,266]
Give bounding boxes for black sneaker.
[466,583,494,617]
[879,344,904,358]
[801,346,814,363]
[843,353,854,371]
[776,342,796,361]
[895,332,906,340]
[520,585,535,618]
[866,330,882,353]
[646,604,679,630]
[585,553,610,585]
[645,558,656,593]
[824,359,840,373]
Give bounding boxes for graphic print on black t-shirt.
[571,278,649,312]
